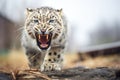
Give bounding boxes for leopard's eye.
[49,19,55,23]
[33,19,39,23]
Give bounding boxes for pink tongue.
[40,35,48,44]
[40,44,48,48]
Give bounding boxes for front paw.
[40,63,62,71]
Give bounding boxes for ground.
[0,49,120,80]
[0,67,120,80]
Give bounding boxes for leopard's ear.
[25,8,34,16]
[56,8,63,16]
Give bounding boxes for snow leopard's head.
[25,7,64,50]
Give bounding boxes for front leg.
[40,47,64,71]
[25,49,45,69]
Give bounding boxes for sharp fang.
[38,35,40,39]
[46,34,48,40]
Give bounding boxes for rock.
[0,67,119,80]
[44,67,116,80]
[0,73,12,80]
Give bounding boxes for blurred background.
[0,0,120,69]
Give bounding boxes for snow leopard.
[21,7,67,71]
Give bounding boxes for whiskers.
[14,25,24,41]
[16,27,24,32]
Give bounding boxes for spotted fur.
[21,7,67,71]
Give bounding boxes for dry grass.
[80,54,120,68]
[64,53,120,69]
[0,49,51,80]
[0,49,29,74]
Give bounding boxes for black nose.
[41,29,46,34]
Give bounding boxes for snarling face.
[25,7,64,50]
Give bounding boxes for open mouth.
[35,32,52,50]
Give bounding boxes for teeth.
[46,34,48,40]
[38,35,40,39]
